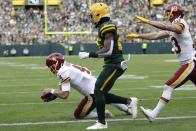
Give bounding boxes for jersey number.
[171,37,181,54]
[72,65,91,74]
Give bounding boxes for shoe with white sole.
[140,106,155,122]
[128,97,138,119]
[105,109,114,118]
[86,121,108,130]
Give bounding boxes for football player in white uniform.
[126,4,196,122]
[42,53,137,119]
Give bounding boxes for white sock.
[152,100,166,117]
[152,85,174,117]
[84,111,98,119]
[112,103,129,113]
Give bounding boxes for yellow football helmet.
[89,3,110,24]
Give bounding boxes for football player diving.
[126,4,196,122]
[78,3,138,130]
[41,53,135,120]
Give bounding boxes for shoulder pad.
[57,66,71,83]
[99,23,116,37]
[173,18,185,31]
[57,65,67,76]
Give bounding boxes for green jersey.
[96,21,124,65]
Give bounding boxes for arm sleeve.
[173,19,185,31]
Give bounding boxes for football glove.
[79,52,90,59]
[126,34,139,40]
[135,16,150,24]
[41,92,57,102]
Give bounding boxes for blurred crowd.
[0,0,195,45]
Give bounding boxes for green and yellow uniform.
[86,3,129,125]
[93,19,128,124]
[94,19,125,90]
[96,21,124,65]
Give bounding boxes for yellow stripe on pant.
[100,69,117,91]
[171,62,193,87]
[81,96,93,117]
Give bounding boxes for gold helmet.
[89,3,110,24]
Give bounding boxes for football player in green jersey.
[79,3,138,130]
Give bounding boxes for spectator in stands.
[0,0,195,45]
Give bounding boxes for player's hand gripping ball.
[41,89,57,102]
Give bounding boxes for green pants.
[96,66,123,92]
[94,66,128,124]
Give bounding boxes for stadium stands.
[0,0,195,45]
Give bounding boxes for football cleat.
[140,106,155,122]
[86,121,108,130]
[128,97,138,119]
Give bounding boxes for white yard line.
[0,91,40,95]
[1,96,196,106]
[164,59,178,63]
[0,116,196,127]
[0,102,65,106]
[151,84,196,91]
[0,88,151,94]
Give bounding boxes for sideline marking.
[164,59,178,63]
[119,75,148,80]
[1,96,196,106]
[151,84,196,90]
[0,116,196,126]
[0,61,46,70]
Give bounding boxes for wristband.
[89,52,98,58]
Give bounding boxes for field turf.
[0,54,196,131]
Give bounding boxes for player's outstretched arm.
[148,21,184,34]
[41,88,69,102]
[135,16,184,34]
[52,89,69,99]
[126,31,169,40]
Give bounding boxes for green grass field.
[0,54,196,131]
